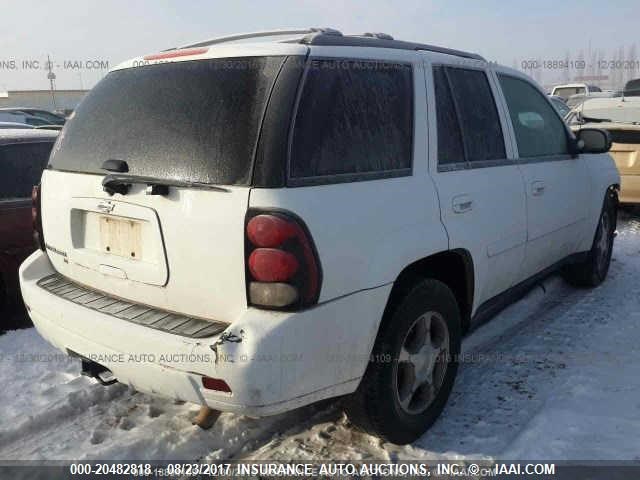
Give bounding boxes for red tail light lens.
[247,215,297,247]
[32,185,45,251]
[249,248,299,282]
[201,376,232,393]
[245,211,322,310]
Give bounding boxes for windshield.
[49,56,286,185]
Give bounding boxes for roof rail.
[166,28,484,62]
[362,32,394,40]
[168,28,341,51]
[299,31,485,61]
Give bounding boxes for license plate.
[99,215,142,260]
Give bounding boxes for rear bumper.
[20,250,391,416]
[620,174,640,205]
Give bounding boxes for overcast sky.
[1,0,638,91]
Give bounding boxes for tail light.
[245,210,322,310]
[202,376,232,393]
[32,185,45,251]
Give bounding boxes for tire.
[345,279,461,444]
[563,189,617,287]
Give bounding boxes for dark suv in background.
[0,129,58,315]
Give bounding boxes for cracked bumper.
[19,250,391,416]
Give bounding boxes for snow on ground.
[1,213,640,461]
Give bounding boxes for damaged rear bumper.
[19,250,391,416]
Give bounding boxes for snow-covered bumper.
[19,251,391,416]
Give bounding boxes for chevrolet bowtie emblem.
[97,200,115,214]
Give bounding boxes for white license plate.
[99,216,142,260]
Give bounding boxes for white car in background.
[20,28,620,444]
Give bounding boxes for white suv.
[20,29,619,444]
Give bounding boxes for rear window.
[0,142,54,199]
[49,56,286,185]
[289,59,413,184]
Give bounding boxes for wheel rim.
[595,210,611,274]
[395,311,450,415]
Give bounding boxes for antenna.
[46,54,57,110]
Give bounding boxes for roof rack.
[168,28,484,61]
[168,28,339,50]
[299,31,485,61]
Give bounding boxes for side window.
[0,142,53,200]
[433,66,464,165]
[289,59,413,182]
[498,75,569,158]
[433,66,506,167]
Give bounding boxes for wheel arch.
[381,249,475,334]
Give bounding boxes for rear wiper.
[102,174,231,196]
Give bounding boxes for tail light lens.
[245,211,322,310]
[201,376,232,393]
[32,185,45,251]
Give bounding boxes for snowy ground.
[1,212,640,461]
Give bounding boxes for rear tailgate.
[38,54,300,322]
[41,170,249,322]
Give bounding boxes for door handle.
[452,195,473,214]
[531,181,546,196]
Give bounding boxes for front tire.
[563,189,617,287]
[345,279,461,444]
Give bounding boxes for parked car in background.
[0,108,66,126]
[624,78,640,97]
[20,29,619,444]
[549,95,571,118]
[568,82,640,204]
[0,122,34,130]
[0,111,60,130]
[0,129,58,311]
[551,83,603,100]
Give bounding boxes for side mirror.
[576,128,612,154]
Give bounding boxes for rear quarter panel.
[249,175,447,302]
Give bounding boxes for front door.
[496,73,589,279]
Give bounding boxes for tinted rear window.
[0,142,54,199]
[49,56,285,185]
[433,66,465,165]
[289,59,413,183]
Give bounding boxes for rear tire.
[563,190,617,287]
[345,279,461,445]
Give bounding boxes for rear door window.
[433,66,506,167]
[433,67,465,165]
[289,59,413,184]
[0,142,54,199]
[498,75,569,158]
[49,56,285,185]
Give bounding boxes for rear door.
[41,54,297,323]
[425,59,527,311]
[495,73,589,278]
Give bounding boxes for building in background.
[0,90,88,112]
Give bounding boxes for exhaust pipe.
[80,359,118,386]
[68,350,118,386]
